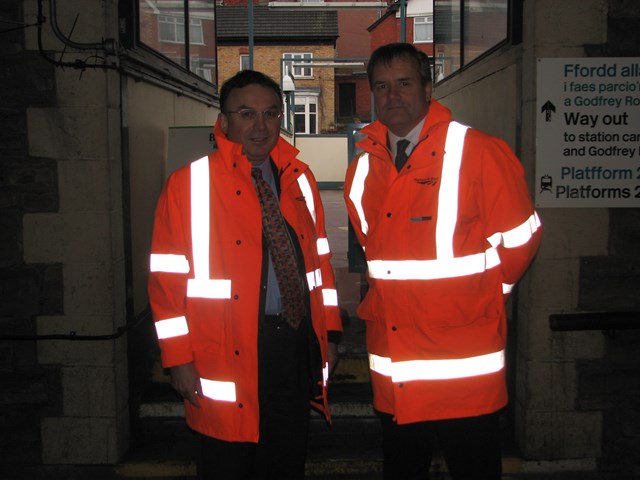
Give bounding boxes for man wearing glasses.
[149,69,342,479]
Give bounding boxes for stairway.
[116,314,525,479]
[115,314,385,480]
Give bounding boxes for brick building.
[216,5,339,134]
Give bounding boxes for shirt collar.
[388,116,426,158]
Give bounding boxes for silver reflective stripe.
[297,173,332,258]
[503,283,514,294]
[437,122,467,259]
[188,157,232,299]
[507,212,542,248]
[187,278,232,298]
[306,268,323,290]
[351,122,539,283]
[297,173,316,224]
[200,378,237,402]
[488,212,542,249]
[155,316,189,339]
[322,362,329,386]
[322,288,338,306]
[349,154,370,236]
[368,246,500,280]
[369,349,505,382]
[150,254,190,273]
[316,237,330,255]
[191,157,210,282]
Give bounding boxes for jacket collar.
[358,99,453,155]
[212,119,306,183]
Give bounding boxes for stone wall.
[518,0,640,474]
[1,0,129,466]
[570,6,640,470]
[0,0,62,465]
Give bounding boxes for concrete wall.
[125,80,218,313]
[434,0,640,473]
[291,135,349,185]
[165,128,349,186]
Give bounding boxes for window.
[189,17,204,45]
[240,54,250,71]
[414,16,433,43]
[138,0,216,83]
[338,83,356,118]
[434,0,515,81]
[294,95,318,134]
[158,15,183,43]
[158,15,204,44]
[463,0,508,64]
[283,53,313,79]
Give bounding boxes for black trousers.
[199,316,310,480]
[377,410,503,480]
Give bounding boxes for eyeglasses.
[226,108,283,122]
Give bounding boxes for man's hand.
[169,362,203,408]
[327,342,339,378]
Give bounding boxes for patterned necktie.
[395,139,411,171]
[251,167,305,329]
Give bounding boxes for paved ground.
[320,188,363,318]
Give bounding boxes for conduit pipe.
[48,0,117,55]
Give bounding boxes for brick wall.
[218,44,336,133]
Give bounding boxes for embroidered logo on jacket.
[414,177,439,186]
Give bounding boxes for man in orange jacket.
[344,43,542,479]
[149,69,342,479]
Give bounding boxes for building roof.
[216,6,339,42]
[367,0,398,31]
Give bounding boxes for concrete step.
[123,351,378,479]
[118,413,384,479]
[109,377,578,480]
[141,353,373,419]
[118,415,530,479]
[138,377,375,420]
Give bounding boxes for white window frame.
[283,52,313,79]
[189,17,205,45]
[190,55,213,82]
[159,15,204,45]
[294,93,319,134]
[414,15,434,43]
[240,54,250,71]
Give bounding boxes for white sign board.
[167,126,216,178]
[536,58,640,208]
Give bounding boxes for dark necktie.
[395,139,411,171]
[251,167,305,329]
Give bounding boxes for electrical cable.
[0,309,152,342]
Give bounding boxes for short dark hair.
[219,70,283,113]
[367,43,432,88]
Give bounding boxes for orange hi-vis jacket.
[148,121,342,442]
[344,100,542,424]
